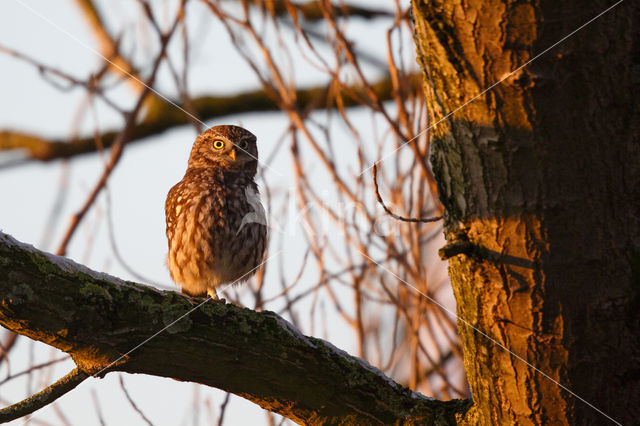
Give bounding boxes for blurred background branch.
[0,74,418,164]
[0,0,462,423]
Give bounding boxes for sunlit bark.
[412,0,640,424]
[0,232,470,424]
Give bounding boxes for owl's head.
[187,125,258,175]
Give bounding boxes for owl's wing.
[165,181,186,241]
[236,186,267,235]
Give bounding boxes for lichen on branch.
[0,231,470,424]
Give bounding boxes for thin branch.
[118,375,154,426]
[217,393,231,426]
[0,74,415,164]
[0,368,89,423]
[0,332,18,364]
[90,388,107,426]
[54,13,181,256]
[0,44,124,113]
[72,0,143,92]
[0,357,70,387]
[254,0,393,22]
[373,164,443,223]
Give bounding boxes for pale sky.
[0,1,453,425]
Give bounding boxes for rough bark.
[0,231,470,424]
[412,0,640,425]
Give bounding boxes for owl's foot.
[207,288,226,303]
[206,288,218,299]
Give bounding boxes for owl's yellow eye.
[239,140,249,150]
[213,140,225,150]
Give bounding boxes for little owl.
[165,125,267,299]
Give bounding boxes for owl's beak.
[229,149,236,161]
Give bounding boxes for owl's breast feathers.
[165,168,267,296]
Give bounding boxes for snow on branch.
[0,231,470,424]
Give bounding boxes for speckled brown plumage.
[165,125,267,298]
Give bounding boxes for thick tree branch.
[0,232,471,424]
[0,74,419,165]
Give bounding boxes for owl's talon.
[206,288,219,300]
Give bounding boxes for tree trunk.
[411,0,639,424]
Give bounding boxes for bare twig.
[55,15,181,256]
[0,332,18,365]
[72,0,143,93]
[118,375,154,426]
[0,74,412,164]
[0,357,70,387]
[217,393,231,426]
[0,44,123,113]
[252,0,393,22]
[373,164,442,223]
[90,388,107,426]
[0,368,88,423]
